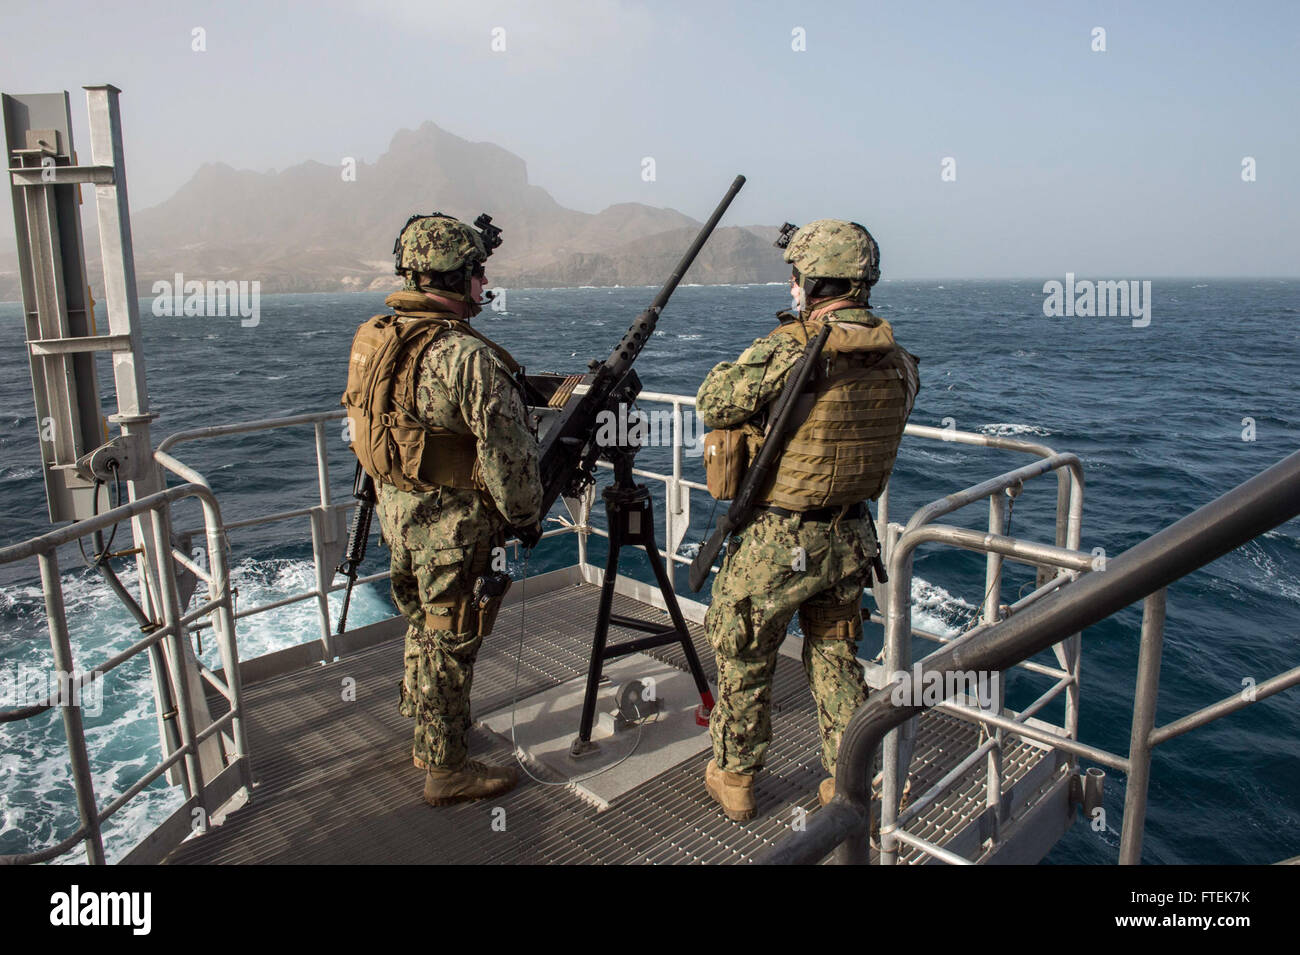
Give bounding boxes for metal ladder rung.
[9,164,116,186]
[28,333,132,356]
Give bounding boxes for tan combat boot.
[423,759,519,806]
[705,758,756,821]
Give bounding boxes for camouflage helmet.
[782,219,880,286]
[392,213,487,277]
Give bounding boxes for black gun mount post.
[522,175,747,757]
[567,437,715,758]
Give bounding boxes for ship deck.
[164,577,1071,865]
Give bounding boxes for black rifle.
[337,461,378,634]
[687,324,832,592]
[516,174,747,545]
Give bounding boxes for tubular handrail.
[0,481,251,865]
[0,483,212,562]
[150,403,1077,609]
[762,447,1300,865]
[877,450,1085,863]
[155,409,346,454]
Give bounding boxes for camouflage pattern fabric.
[704,510,875,775]
[396,215,486,275]
[373,298,541,770]
[783,219,880,284]
[383,524,495,768]
[695,331,805,428]
[697,310,892,776]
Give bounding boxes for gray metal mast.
[5,85,222,782]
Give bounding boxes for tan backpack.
[341,314,478,493]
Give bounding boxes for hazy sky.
[2,0,1297,278]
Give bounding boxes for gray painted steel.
[766,448,1300,865]
[166,583,1064,865]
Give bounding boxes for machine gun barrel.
[526,175,746,535]
[604,174,747,377]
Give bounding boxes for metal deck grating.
[167,581,1064,864]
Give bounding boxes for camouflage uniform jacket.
[377,292,542,554]
[696,307,888,431]
[697,305,909,775]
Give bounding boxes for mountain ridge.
[0,121,786,301]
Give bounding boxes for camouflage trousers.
[705,510,877,776]
[379,491,498,771]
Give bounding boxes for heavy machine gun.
[515,174,747,545]
[519,174,747,755]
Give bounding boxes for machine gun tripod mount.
[565,433,714,758]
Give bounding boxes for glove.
[513,521,542,550]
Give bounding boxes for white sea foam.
[909,576,977,639]
[980,423,1052,438]
[1237,540,1300,604]
[0,555,393,863]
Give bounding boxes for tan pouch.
[704,428,750,500]
[475,578,511,636]
[422,580,511,637]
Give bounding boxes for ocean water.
[1,280,1297,864]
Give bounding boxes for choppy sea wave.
[2,280,1297,865]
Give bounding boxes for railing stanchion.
[873,483,889,620]
[984,493,1007,839]
[1120,588,1166,865]
[314,420,332,510]
[148,507,208,819]
[39,550,107,865]
[309,508,339,661]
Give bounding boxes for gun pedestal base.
[570,461,714,757]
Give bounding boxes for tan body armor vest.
[760,308,919,510]
[341,306,520,493]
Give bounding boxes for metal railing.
[763,448,1300,865]
[154,400,1096,862]
[0,481,251,864]
[876,449,1086,864]
[158,411,357,662]
[152,397,1083,652]
[155,409,574,662]
[0,393,1100,865]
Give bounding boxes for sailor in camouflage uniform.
[696,220,919,821]
[343,214,541,805]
